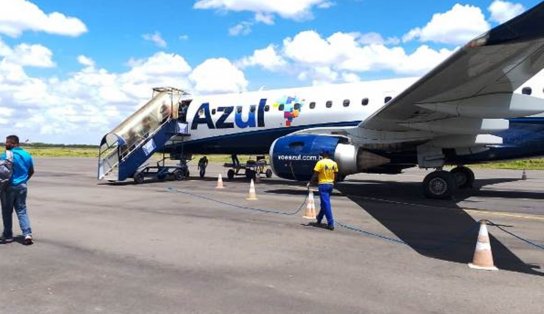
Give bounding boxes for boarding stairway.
[98,87,191,182]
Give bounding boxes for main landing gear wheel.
[265,169,273,178]
[423,170,456,199]
[450,166,474,189]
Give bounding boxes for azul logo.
[191,99,267,130]
[273,96,304,127]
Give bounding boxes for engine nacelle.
[269,135,390,181]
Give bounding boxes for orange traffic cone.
[303,190,317,219]
[246,179,258,200]
[216,174,225,189]
[468,221,498,271]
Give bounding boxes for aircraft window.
[264,105,270,112]
[236,106,242,113]
[343,99,350,107]
[211,109,216,115]
[362,98,369,106]
[279,104,284,111]
[294,103,301,110]
[326,100,333,108]
[522,87,532,95]
[384,96,392,103]
[198,109,204,116]
[309,102,316,109]
[250,106,256,113]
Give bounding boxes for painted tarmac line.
[462,208,544,221]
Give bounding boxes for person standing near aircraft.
[307,150,338,230]
[198,156,208,178]
[0,135,34,245]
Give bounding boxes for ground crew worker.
[307,150,338,230]
[0,135,34,245]
[198,156,208,178]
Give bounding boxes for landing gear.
[450,166,474,189]
[422,170,456,199]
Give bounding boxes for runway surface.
[0,158,542,313]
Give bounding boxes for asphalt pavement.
[0,158,542,314]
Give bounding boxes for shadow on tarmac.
[336,179,543,276]
[269,176,543,277]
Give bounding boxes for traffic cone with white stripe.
[216,174,225,189]
[468,221,498,271]
[246,179,258,200]
[303,190,317,219]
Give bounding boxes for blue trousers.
[316,184,334,227]
[1,183,32,238]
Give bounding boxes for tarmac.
[0,158,543,314]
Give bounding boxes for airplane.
[99,2,544,199]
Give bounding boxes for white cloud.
[229,21,253,36]
[341,72,360,83]
[242,30,455,85]
[11,43,55,67]
[403,4,489,45]
[283,31,338,65]
[357,32,399,45]
[0,38,55,68]
[0,47,194,144]
[0,0,87,37]
[193,0,333,21]
[488,0,525,23]
[189,58,248,94]
[143,32,167,48]
[255,12,275,25]
[238,45,286,71]
[77,55,95,67]
[0,106,14,125]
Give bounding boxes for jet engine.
[269,135,390,181]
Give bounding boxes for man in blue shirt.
[0,135,34,245]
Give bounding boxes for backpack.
[0,150,13,187]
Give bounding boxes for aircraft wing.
[361,2,544,133]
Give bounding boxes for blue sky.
[0,0,541,144]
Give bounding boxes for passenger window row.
[209,95,395,115]
[300,96,392,110]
